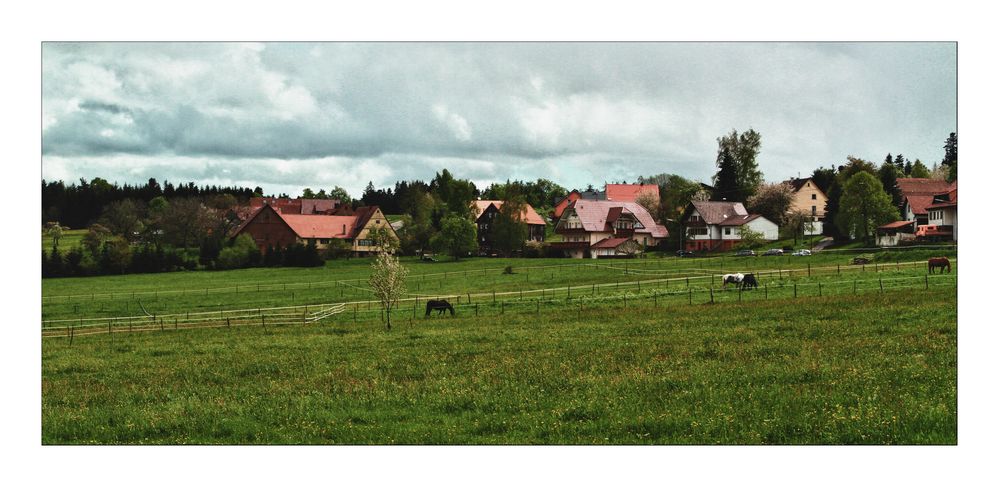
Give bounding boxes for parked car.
[734,249,756,257]
[791,249,812,256]
[762,249,784,256]
[676,250,696,258]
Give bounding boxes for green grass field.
[42,229,86,256]
[41,248,957,444]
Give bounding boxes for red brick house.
[552,200,667,258]
[232,204,396,255]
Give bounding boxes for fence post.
[879,277,884,293]
[493,291,496,304]
[925,275,929,290]
[175,318,178,330]
[501,302,505,314]
[818,283,822,297]
[794,283,797,298]
[536,299,540,313]
[227,317,231,328]
[837,264,840,274]
[567,285,571,298]
[764,283,768,300]
[738,287,742,302]
[807,263,811,277]
[475,304,479,316]
[709,287,714,304]
[853,280,857,295]
[688,289,692,305]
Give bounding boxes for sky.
[41,42,956,198]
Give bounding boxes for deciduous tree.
[369,249,409,330]
[431,215,477,260]
[747,182,794,226]
[836,172,900,245]
[492,198,529,257]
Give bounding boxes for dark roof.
[926,183,957,210]
[688,201,749,225]
[784,178,810,191]
[718,214,764,226]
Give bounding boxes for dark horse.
[741,273,759,290]
[928,257,951,274]
[425,299,455,317]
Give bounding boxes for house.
[895,178,952,225]
[783,177,827,235]
[551,184,658,220]
[551,200,668,259]
[231,204,397,255]
[473,200,546,253]
[876,221,916,247]
[923,181,957,241]
[681,201,778,252]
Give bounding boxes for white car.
[791,249,812,256]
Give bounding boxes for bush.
[323,239,353,260]
[523,240,548,258]
[215,235,261,270]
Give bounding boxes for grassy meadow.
[42,288,956,444]
[41,247,957,444]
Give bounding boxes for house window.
[357,239,373,247]
[376,220,381,224]
[811,206,817,215]
[724,228,731,235]
[319,239,330,244]
[811,193,817,200]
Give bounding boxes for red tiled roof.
[926,186,957,210]
[904,195,937,216]
[591,237,632,249]
[878,220,916,230]
[280,214,359,239]
[896,178,952,196]
[688,201,749,225]
[605,184,659,202]
[566,200,668,238]
[473,200,546,225]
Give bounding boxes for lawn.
[41,288,957,444]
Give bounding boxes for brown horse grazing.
[928,257,951,274]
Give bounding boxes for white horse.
[722,273,744,288]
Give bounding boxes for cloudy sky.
[41,42,956,198]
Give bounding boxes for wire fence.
[41,245,957,303]
[44,266,955,342]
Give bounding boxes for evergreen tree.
[878,160,903,208]
[894,154,906,173]
[910,159,931,178]
[712,146,740,201]
[942,132,957,182]
[713,128,763,201]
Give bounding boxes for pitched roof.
[688,201,749,225]
[605,184,659,202]
[926,183,958,210]
[897,178,952,215]
[566,200,668,238]
[591,237,632,249]
[878,220,916,230]
[718,214,764,226]
[473,200,546,225]
[300,199,338,214]
[280,214,359,239]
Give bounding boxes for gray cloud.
[42,42,956,194]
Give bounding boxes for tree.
[301,188,316,199]
[323,239,353,260]
[878,159,903,208]
[367,226,400,253]
[810,166,836,194]
[910,159,930,178]
[215,234,260,270]
[45,222,66,252]
[836,172,900,245]
[823,157,878,240]
[634,191,660,220]
[733,227,765,250]
[492,198,529,257]
[82,223,112,256]
[329,186,351,205]
[430,215,477,260]
[746,182,794,226]
[713,129,763,202]
[894,154,906,173]
[100,199,145,240]
[160,197,210,250]
[102,237,133,274]
[712,146,740,201]
[368,249,409,331]
[942,132,957,181]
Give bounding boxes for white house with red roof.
[923,181,957,241]
[896,178,952,225]
[552,200,667,258]
[682,201,778,252]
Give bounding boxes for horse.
[722,273,744,288]
[928,257,951,274]
[740,273,759,290]
[425,299,455,317]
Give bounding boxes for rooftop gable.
[688,201,749,225]
[564,200,667,238]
